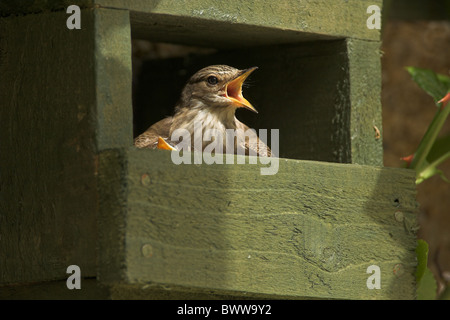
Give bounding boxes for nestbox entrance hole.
[131,37,351,163]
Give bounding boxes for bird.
[134,65,271,157]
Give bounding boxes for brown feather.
[134,65,271,157]
[236,120,272,157]
[134,117,173,149]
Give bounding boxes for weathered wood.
[0,1,402,300]
[0,0,382,45]
[98,148,417,299]
[0,8,131,285]
[347,39,383,165]
[94,8,133,150]
[0,0,92,17]
[125,0,382,47]
[0,10,97,285]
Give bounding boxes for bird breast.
[170,106,238,152]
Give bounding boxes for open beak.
[224,67,258,113]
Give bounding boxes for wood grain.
[99,148,417,299]
[0,8,132,285]
[0,10,98,284]
[104,0,383,46]
[0,0,382,44]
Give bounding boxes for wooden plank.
[0,0,92,17]
[98,148,418,299]
[93,7,133,150]
[1,0,382,44]
[346,39,383,166]
[0,10,98,285]
[105,0,382,45]
[0,7,131,285]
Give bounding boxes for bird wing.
[134,117,173,149]
[236,120,272,157]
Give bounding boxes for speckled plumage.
[134,65,271,156]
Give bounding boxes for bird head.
[180,65,258,113]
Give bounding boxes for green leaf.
[406,68,450,173]
[417,151,450,184]
[418,268,438,300]
[416,239,438,300]
[437,74,450,90]
[406,67,449,104]
[416,239,429,283]
[410,102,450,172]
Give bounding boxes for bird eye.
[207,76,219,85]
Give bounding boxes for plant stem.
[417,151,450,184]
[410,104,450,173]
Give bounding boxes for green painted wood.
[93,8,133,150]
[0,0,389,300]
[0,10,98,285]
[0,7,131,285]
[1,0,382,45]
[103,0,383,46]
[347,38,383,166]
[98,148,417,299]
[0,0,92,17]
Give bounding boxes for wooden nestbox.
[0,0,417,299]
